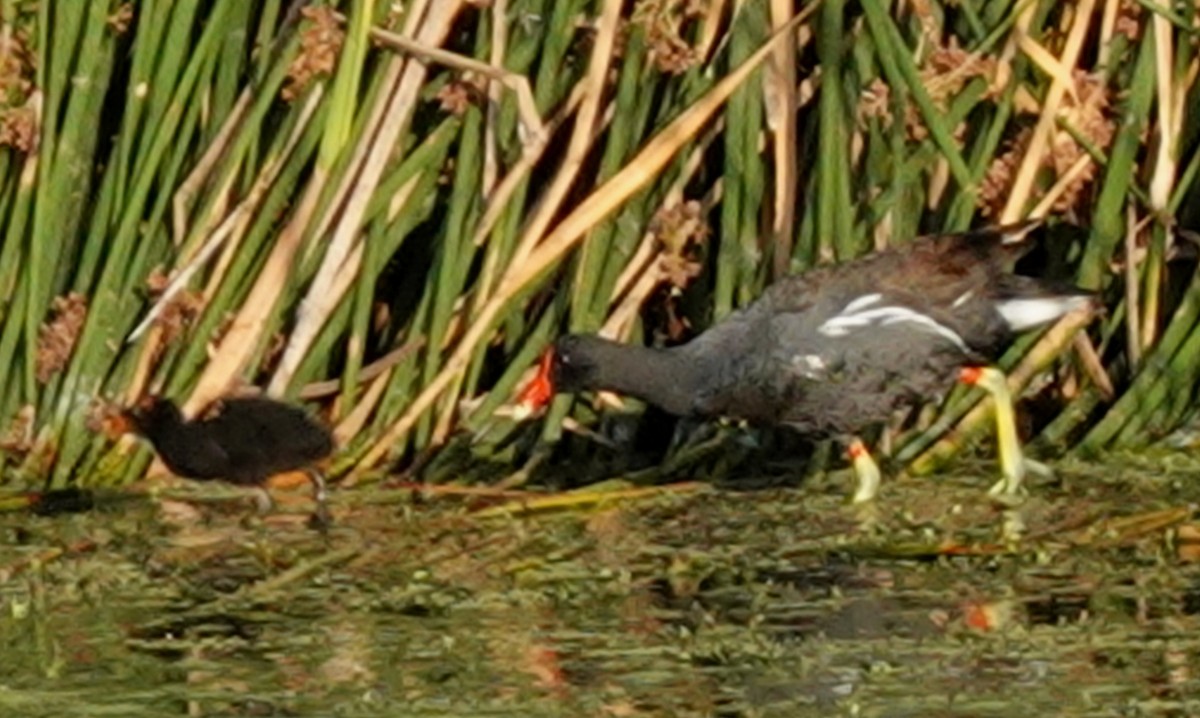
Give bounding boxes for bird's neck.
[574,340,703,416]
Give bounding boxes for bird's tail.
[992,274,1099,331]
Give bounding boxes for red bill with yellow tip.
[514,348,556,416]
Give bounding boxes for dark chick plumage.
[537,222,1094,499]
[126,396,333,486]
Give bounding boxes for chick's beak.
[93,407,135,440]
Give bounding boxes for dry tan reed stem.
[270,2,463,394]
[127,90,323,345]
[507,0,623,271]
[171,91,252,248]
[767,0,798,279]
[1000,0,1096,222]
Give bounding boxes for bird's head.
[123,395,183,436]
[513,334,602,417]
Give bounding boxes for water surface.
[3,456,1200,716]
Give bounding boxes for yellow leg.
[961,367,1026,497]
[848,438,882,504]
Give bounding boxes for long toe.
[987,476,1027,505]
[1024,458,1054,479]
[987,457,1048,503]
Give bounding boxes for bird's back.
[193,398,333,483]
[760,224,1038,350]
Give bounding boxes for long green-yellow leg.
[962,367,1026,497]
[848,439,882,504]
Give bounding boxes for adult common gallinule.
[120,396,334,522]
[517,221,1095,502]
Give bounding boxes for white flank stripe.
[819,303,968,352]
[951,290,974,309]
[878,311,969,352]
[842,293,883,314]
[996,296,1091,331]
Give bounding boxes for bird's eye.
[560,354,572,365]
